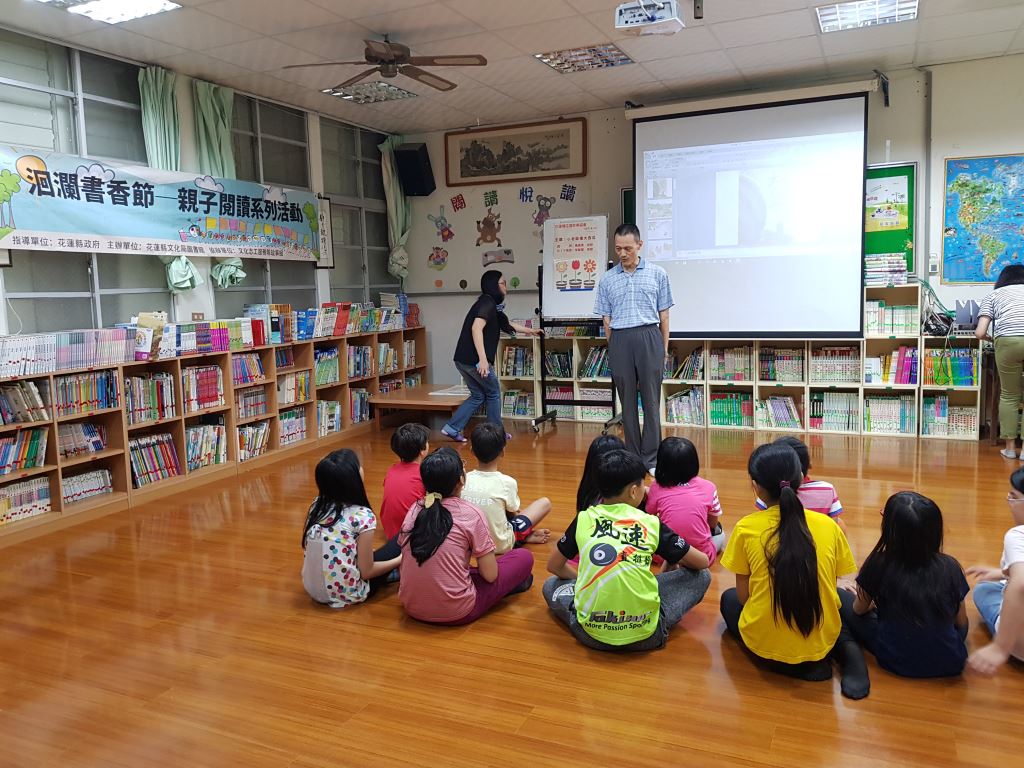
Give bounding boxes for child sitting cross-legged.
[461,422,551,551]
[544,449,711,652]
[380,423,429,540]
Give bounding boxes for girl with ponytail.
[719,442,870,699]
[398,446,534,625]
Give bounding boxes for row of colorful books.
[922,396,979,436]
[864,254,909,287]
[124,372,176,425]
[182,365,225,413]
[378,343,400,375]
[130,317,258,360]
[405,373,423,388]
[57,422,107,459]
[758,348,805,382]
[0,380,51,425]
[863,394,917,434]
[864,347,918,385]
[378,378,403,394]
[578,346,610,379]
[865,301,918,335]
[755,396,802,430]
[274,347,295,369]
[0,476,51,525]
[579,386,613,422]
[348,346,373,379]
[501,344,534,377]
[0,426,49,476]
[350,388,371,424]
[921,348,978,386]
[54,371,120,417]
[0,328,134,378]
[668,349,703,380]
[708,347,753,382]
[277,371,311,406]
[501,390,536,417]
[810,346,861,383]
[314,347,340,386]
[543,350,573,378]
[666,388,704,426]
[317,400,342,437]
[808,391,858,432]
[708,392,754,427]
[185,421,228,471]
[128,432,181,487]
[232,352,265,385]
[62,469,113,506]
[279,408,308,446]
[238,421,270,461]
[237,388,269,420]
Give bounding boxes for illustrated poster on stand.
[541,215,607,320]
[865,163,915,272]
[942,153,1024,284]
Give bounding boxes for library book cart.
[495,284,983,440]
[0,325,428,547]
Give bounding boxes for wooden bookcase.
[0,326,428,547]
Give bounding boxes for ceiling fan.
[283,37,487,92]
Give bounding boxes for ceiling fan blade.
[407,54,487,67]
[338,68,382,88]
[365,39,394,60]
[400,65,457,92]
[281,61,369,70]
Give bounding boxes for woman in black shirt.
[442,271,541,441]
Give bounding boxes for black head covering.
[480,270,504,304]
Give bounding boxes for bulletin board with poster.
[540,215,608,320]
[865,162,916,272]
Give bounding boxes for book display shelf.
[0,325,429,546]
[495,284,982,440]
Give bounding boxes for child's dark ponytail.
[408,446,463,565]
[749,442,823,637]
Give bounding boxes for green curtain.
[379,135,412,283]
[138,66,179,171]
[211,257,246,288]
[193,79,236,178]
[166,255,204,294]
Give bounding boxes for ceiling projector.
[614,0,686,36]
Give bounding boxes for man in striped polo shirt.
[594,223,673,472]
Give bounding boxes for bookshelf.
[494,284,983,440]
[0,325,429,546]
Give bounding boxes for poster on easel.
[865,162,916,273]
[541,215,608,319]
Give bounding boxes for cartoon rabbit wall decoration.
[427,206,455,242]
[476,207,502,247]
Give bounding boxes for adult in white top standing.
[977,264,1024,458]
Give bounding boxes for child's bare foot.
[526,528,551,544]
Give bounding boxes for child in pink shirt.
[647,437,724,565]
[398,446,534,625]
[755,436,847,534]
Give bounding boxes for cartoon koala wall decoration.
[533,195,555,228]
[476,207,502,247]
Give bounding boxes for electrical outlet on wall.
[192,312,204,321]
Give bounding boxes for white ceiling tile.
[307,0,432,17]
[412,33,521,62]
[71,28,186,63]
[495,79,584,102]
[273,22,376,60]
[709,9,818,48]
[819,19,921,56]
[152,51,252,82]
[564,62,657,90]
[430,86,523,113]
[736,55,827,79]
[642,49,740,80]
[727,35,822,70]
[825,45,917,76]
[201,0,343,35]
[0,0,106,38]
[611,25,721,62]
[564,0,621,12]
[218,72,299,97]
[705,0,813,23]
[120,9,263,51]
[744,69,831,93]
[206,37,321,72]
[443,0,578,30]
[660,74,750,99]
[527,91,610,115]
[916,30,1017,64]
[497,18,612,54]
[355,3,483,44]
[589,80,674,107]
[466,56,561,85]
[918,0,1024,18]
[1011,28,1024,52]
[918,5,1024,42]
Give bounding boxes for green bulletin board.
[865,162,916,272]
[621,187,635,226]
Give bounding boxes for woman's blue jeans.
[445,362,504,434]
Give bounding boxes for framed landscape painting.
[444,117,587,187]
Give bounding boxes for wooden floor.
[2,423,1023,768]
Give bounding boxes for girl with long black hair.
[300,449,401,608]
[841,492,969,677]
[719,442,869,699]
[398,446,534,625]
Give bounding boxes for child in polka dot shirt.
[301,448,401,608]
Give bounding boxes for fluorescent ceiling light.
[816,0,918,34]
[31,0,182,24]
[321,82,417,104]
[534,43,634,74]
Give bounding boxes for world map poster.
[942,154,1024,283]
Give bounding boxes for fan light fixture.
[322,82,417,104]
[816,0,918,34]
[534,43,634,74]
[31,0,181,24]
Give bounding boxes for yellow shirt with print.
[720,505,856,664]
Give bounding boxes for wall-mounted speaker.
[394,143,436,196]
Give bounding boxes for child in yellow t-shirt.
[460,423,550,553]
[719,441,870,699]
